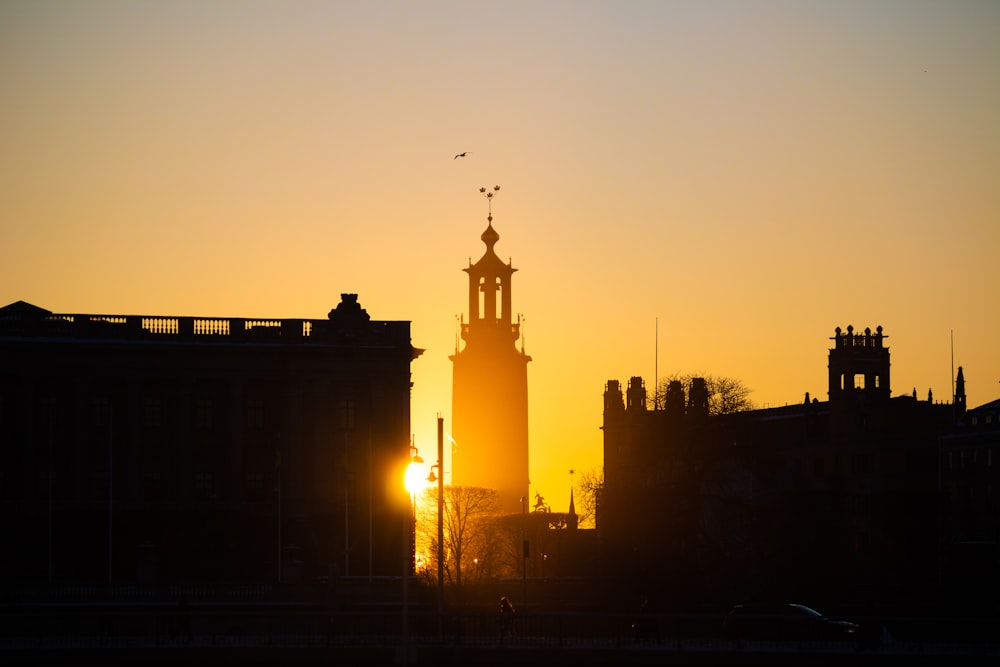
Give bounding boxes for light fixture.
[405,445,426,494]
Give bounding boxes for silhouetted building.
[940,376,1000,608]
[450,195,531,515]
[601,325,984,608]
[0,296,421,585]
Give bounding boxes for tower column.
[450,186,531,515]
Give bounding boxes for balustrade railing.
[142,317,179,335]
[5,310,410,344]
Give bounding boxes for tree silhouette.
[576,467,604,529]
[653,373,754,415]
[416,485,501,587]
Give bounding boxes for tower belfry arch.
[450,186,531,515]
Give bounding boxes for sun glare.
[404,460,428,496]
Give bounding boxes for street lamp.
[405,446,425,496]
[401,442,423,667]
[426,464,444,592]
[426,416,446,635]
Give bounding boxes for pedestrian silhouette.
[499,595,516,640]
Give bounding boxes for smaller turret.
[954,366,967,418]
[626,376,647,412]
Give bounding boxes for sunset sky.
[3,1,998,513]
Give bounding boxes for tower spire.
[567,469,578,530]
[955,365,967,418]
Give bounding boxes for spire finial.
[479,185,501,223]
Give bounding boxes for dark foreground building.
[601,325,998,610]
[0,296,421,585]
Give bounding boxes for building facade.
[450,190,531,515]
[600,325,987,608]
[939,375,1000,608]
[0,295,421,585]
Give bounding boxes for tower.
[828,324,890,434]
[450,186,531,515]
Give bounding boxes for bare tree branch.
[652,373,754,415]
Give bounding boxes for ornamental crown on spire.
[479,185,501,250]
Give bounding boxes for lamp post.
[405,445,424,576]
[402,442,423,667]
[425,416,446,638]
[435,417,445,614]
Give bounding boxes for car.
[723,603,859,641]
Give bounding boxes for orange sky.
[3,1,999,514]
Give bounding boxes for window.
[247,399,264,429]
[143,398,162,428]
[494,277,503,321]
[853,494,871,517]
[246,472,264,501]
[38,397,56,427]
[339,399,356,430]
[37,469,51,501]
[142,471,163,500]
[195,471,214,500]
[196,399,213,429]
[854,531,870,555]
[91,397,111,428]
[90,469,109,500]
[851,454,872,475]
[478,277,486,319]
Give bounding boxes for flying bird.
[454,152,468,159]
